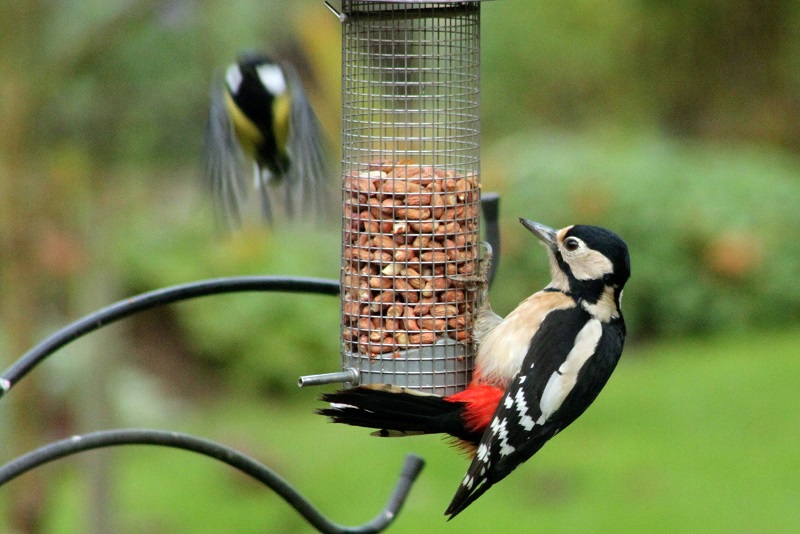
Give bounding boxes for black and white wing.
[445,305,625,518]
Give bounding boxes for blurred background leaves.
[1,0,799,532]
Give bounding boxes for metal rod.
[298,369,360,388]
[481,192,501,287]
[324,1,347,22]
[0,429,425,534]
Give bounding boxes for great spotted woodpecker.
[319,218,630,518]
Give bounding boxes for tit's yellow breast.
[272,92,290,156]
[224,91,263,159]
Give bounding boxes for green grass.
[21,327,800,532]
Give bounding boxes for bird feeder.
[339,0,490,397]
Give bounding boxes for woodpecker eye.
[564,237,580,252]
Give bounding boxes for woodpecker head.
[520,219,630,315]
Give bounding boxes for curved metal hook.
[0,429,424,534]
[0,275,339,399]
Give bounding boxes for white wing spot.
[514,388,536,431]
[491,417,516,457]
[476,444,489,462]
[504,395,514,409]
[462,474,474,490]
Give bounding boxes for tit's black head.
[224,52,285,97]
[236,51,275,69]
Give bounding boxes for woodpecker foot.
[448,241,493,291]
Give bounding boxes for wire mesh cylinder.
[340,1,483,395]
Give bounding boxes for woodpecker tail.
[318,384,482,444]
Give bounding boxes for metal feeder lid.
[344,0,494,3]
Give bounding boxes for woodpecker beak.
[519,218,558,251]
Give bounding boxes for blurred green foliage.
[17,0,800,169]
[115,193,343,393]
[488,131,800,338]
[2,0,800,530]
[482,0,800,147]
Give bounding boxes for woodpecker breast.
[474,290,574,388]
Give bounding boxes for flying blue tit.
[204,53,331,228]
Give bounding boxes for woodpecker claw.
[448,242,493,291]
[448,242,501,345]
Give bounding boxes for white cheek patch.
[546,252,570,291]
[256,64,287,95]
[225,64,243,93]
[538,319,603,422]
[566,249,614,281]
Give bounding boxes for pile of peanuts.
[341,161,480,358]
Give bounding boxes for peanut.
[341,161,480,354]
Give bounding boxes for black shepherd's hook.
[0,429,424,534]
[0,275,339,399]
[0,276,424,532]
[0,195,501,530]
